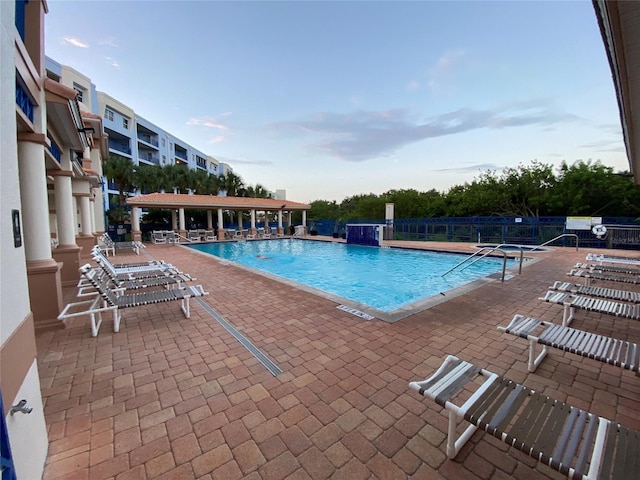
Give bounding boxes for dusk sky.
[44,0,629,203]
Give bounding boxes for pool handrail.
[537,233,579,250]
[441,247,513,282]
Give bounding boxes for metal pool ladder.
[441,247,517,282]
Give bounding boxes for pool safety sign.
[337,305,375,321]
[566,216,602,230]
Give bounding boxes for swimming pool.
[188,240,516,322]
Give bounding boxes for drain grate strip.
[195,297,283,376]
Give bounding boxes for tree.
[220,171,246,197]
[103,154,134,209]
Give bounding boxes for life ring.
[591,225,607,238]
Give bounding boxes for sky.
[44,0,629,203]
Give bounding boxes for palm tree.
[103,154,134,208]
[221,171,246,197]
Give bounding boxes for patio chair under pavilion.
[125,193,311,242]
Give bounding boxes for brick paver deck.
[37,239,640,479]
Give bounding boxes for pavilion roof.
[126,192,310,210]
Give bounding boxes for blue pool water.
[188,240,513,314]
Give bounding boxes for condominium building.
[45,59,233,213]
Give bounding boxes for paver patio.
[37,239,640,479]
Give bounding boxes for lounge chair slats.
[409,355,639,479]
[585,252,640,266]
[568,269,640,286]
[540,290,640,326]
[499,314,640,373]
[575,262,640,276]
[59,264,209,336]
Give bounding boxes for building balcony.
[108,143,132,155]
[139,152,160,165]
[137,134,159,148]
[16,80,35,123]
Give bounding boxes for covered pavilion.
[125,192,311,241]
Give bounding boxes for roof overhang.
[44,78,88,152]
[593,0,640,184]
[126,192,310,211]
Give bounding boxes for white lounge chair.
[204,230,217,241]
[166,231,180,244]
[58,264,208,336]
[99,233,144,255]
[567,268,640,286]
[188,230,201,242]
[575,262,640,276]
[152,231,167,244]
[409,355,639,479]
[498,314,640,373]
[540,290,640,326]
[549,281,640,303]
[586,252,640,266]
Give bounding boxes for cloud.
[434,163,504,174]
[216,156,273,166]
[410,49,469,92]
[106,57,120,68]
[62,37,88,48]
[99,37,118,48]
[270,100,579,162]
[578,139,625,153]
[208,136,226,144]
[187,115,231,131]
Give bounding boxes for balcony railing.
[174,150,188,161]
[137,134,159,147]
[109,143,132,155]
[16,81,34,123]
[139,152,160,164]
[47,133,61,163]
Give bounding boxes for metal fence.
[309,217,640,250]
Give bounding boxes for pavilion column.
[287,211,292,231]
[217,209,225,239]
[178,208,186,237]
[50,170,82,286]
[207,210,213,230]
[17,134,64,326]
[236,210,242,231]
[250,209,256,234]
[278,210,284,236]
[90,146,105,235]
[302,211,307,234]
[90,196,96,235]
[131,206,141,241]
[171,210,178,230]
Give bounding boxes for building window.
[162,155,166,164]
[105,108,114,121]
[123,118,129,129]
[161,138,166,147]
[73,84,85,103]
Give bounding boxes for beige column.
[131,206,141,241]
[302,210,307,234]
[17,134,63,326]
[178,208,186,237]
[90,146,105,235]
[171,210,178,230]
[89,196,96,235]
[217,208,224,239]
[278,210,284,235]
[236,210,242,231]
[250,209,256,234]
[50,170,82,285]
[287,211,292,231]
[207,210,213,230]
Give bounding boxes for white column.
[236,210,242,229]
[302,210,307,228]
[79,195,92,236]
[179,208,185,230]
[90,196,96,234]
[18,140,52,261]
[53,173,76,246]
[278,211,283,229]
[171,210,178,230]
[287,211,292,228]
[131,206,140,232]
[217,209,224,229]
[250,209,256,230]
[207,210,213,229]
